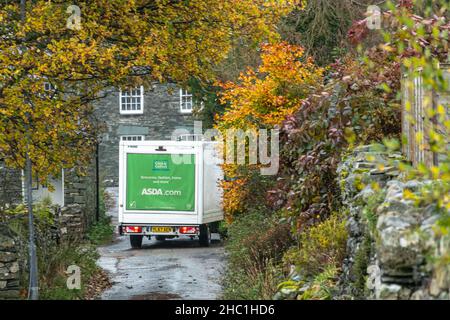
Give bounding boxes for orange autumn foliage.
[215,42,324,219]
[217,42,323,129]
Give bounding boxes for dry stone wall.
[337,145,450,300]
[0,158,99,299]
[0,225,20,299]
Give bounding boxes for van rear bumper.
[119,224,199,236]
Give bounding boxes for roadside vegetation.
[87,189,115,246]
[215,30,400,301]
[213,0,450,300]
[0,190,113,299]
[223,211,292,299]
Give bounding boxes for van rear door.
[125,152,196,212]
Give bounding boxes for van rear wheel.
[199,224,211,247]
[130,235,143,249]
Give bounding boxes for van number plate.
[152,227,173,233]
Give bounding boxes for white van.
[118,140,223,248]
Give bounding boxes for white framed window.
[120,86,144,114]
[121,135,144,142]
[179,89,193,113]
[41,82,57,99]
[44,82,56,92]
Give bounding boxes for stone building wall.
[0,162,22,209]
[366,180,449,299]
[94,83,194,187]
[61,158,98,241]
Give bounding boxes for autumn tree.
[0,0,300,179]
[215,42,324,220]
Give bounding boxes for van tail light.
[125,226,142,233]
[179,226,198,234]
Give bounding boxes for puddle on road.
[130,292,182,300]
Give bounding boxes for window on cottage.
[44,82,56,92]
[42,82,57,99]
[179,89,193,113]
[120,86,144,114]
[121,135,144,142]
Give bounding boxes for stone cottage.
[94,83,195,187]
[0,82,194,227]
[0,163,22,209]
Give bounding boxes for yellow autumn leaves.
[0,0,299,179]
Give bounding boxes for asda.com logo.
[141,188,181,196]
[153,160,169,171]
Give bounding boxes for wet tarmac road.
[97,235,225,300]
[97,188,225,300]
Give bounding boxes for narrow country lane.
[97,188,226,300]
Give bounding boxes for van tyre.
[130,235,143,249]
[199,224,211,247]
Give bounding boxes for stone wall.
[0,225,20,299]
[62,159,98,240]
[94,83,194,187]
[337,145,450,300]
[0,201,95,299]
[367,180,449,299]
[0,162,22,209]
[336,145,402,298]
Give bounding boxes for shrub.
[224,259,284,300]
[87,216,114,245]
[362,190,386,234]
[223,211,293,299]
[297,265,339,300]
[88,186,114,245]
[277,264,340,300]
[39,245,99,300]
[285,212,348,276]
[216,220,229,239]
[270,48,401,230]
[221,167,273,222]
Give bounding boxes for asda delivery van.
[118,140,223,248]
